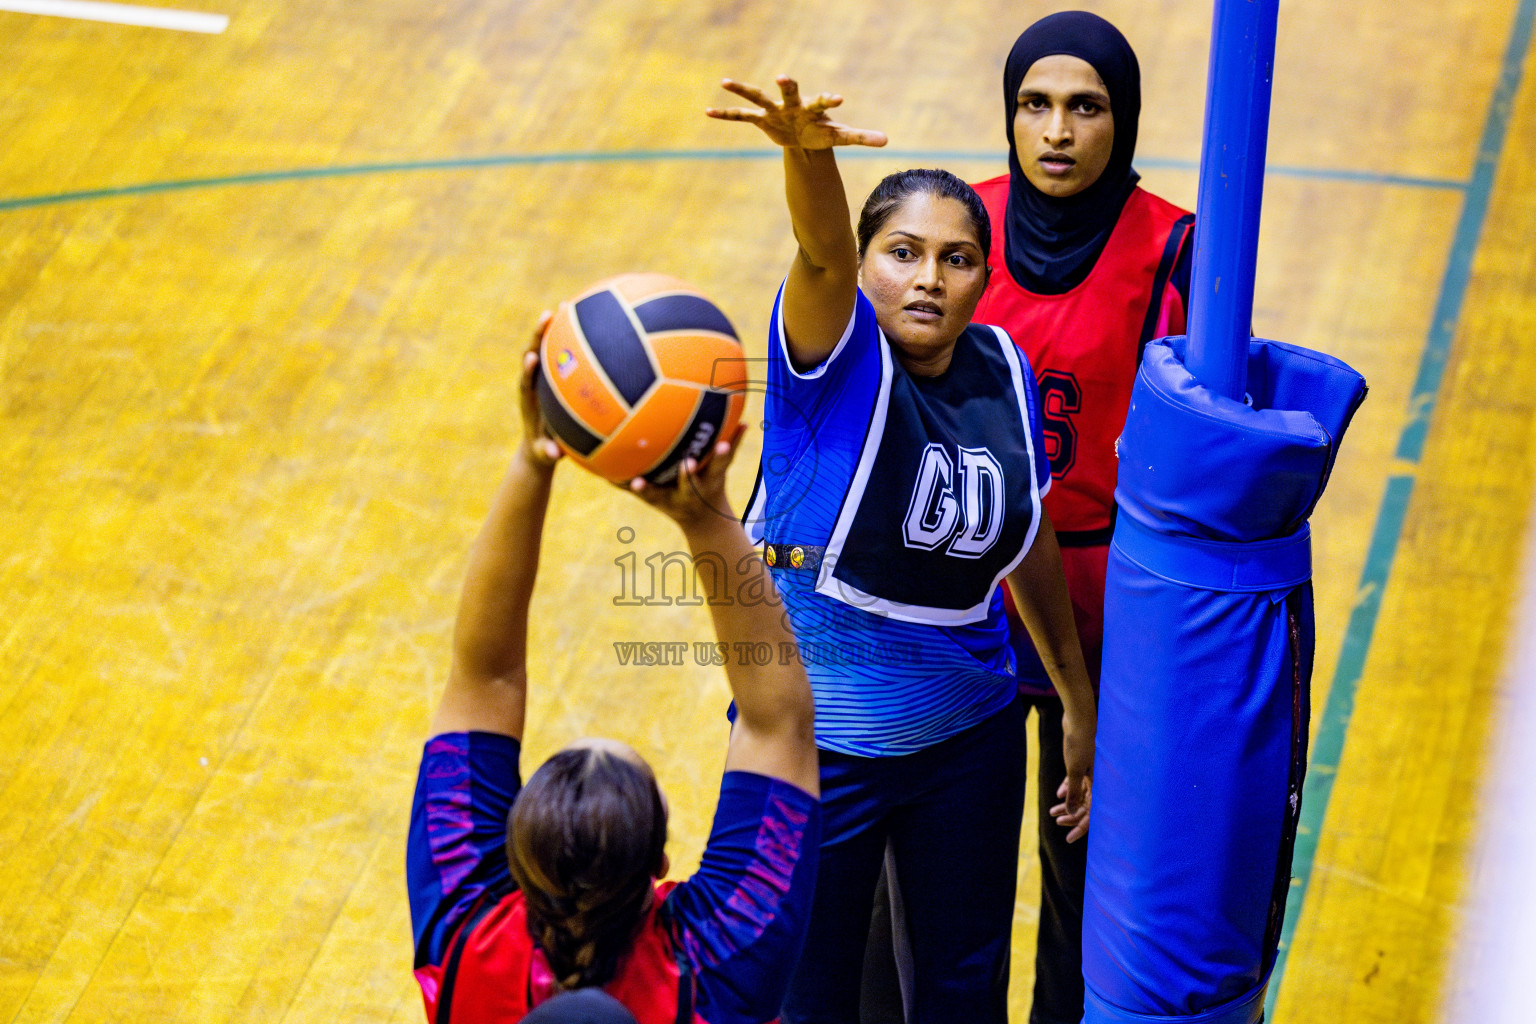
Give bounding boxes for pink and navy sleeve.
[665,772,821,1024]
[406,731,523,972]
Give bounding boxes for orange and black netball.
[536,273,747,484]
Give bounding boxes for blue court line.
[0,150,1464,214]
[1266,0,1536,1017]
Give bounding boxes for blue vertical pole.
[1185,0,1279,401]
[1084,7,1371,1023]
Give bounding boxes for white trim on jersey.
[775,287,862,381]
[978,321,1052,500]
[993,324,1047,542]
[815,328,896,609]
[978,323,1046,596]
[742,462,768,546]
[819,570,1006,625]
[809,325,1049,627]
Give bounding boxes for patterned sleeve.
[406,731,523,972]
[665,772,821,1024]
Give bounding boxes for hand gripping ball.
[537,273,748,484]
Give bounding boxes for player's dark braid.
[856,168,992,260]
[523,870,657,989]
[508,746,669,991]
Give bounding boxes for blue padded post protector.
[1082,337,1366,1024]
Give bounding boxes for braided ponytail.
[509,746,669,991]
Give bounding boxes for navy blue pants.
[782,698,1027,1024]
[859,695,1088,1024]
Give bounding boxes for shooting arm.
[688,512,817,797]
[431,318,563,738]
[628,432,818,797]
[430,446,554,739]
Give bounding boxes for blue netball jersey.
[744,285,1051,756]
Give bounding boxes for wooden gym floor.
[2,1,1534,1021]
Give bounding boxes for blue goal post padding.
[1082,337,1366,1024]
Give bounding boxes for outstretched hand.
[706,75,888,151]
[625,422,748,529]
[518,312,564,469]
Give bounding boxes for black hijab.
[1003,11,1142,294]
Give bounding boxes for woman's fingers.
[835,126,889,148]
[1064,771,1090,813]
[1049,799,1087,821]
[701,421,748,475]
[520,311,550,416]
[674,457,698,492]
[626,463,698,519]
[518,311,562,465]
[1051,775,1092,843]
[683,424,739,491]
[1057,775,1088,809]
[627,423,747,510]
[712,77,886,150]
[775,75,802,108]
[719,76,828,116]
[704,106,765,125]
[522,310,552,381]
[720,77,777,108]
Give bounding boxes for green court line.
[1266,0,1536,1017]
[0,150,1464,214]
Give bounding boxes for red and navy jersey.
[972,177,1193,540]
[407,733,819,1024]
[423,883,691,1024]
[971,177,1192,690]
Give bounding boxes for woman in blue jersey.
[862,16,1199,1024]
[406,324,821,1024]
[707,78,1097,1024]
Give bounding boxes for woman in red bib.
[976,12,1193,1024]
[407,325,821,1024]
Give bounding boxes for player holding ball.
[406,321,820,1024]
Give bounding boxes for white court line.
[0,0,227,33]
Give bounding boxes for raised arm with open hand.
[705,76,888,151]
[707,76,885,369]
